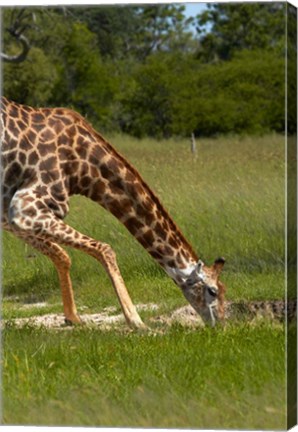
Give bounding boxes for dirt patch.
[3,300,295,331]
[4,303,160,330]
[10,312,126,330]
[20,302,50,309]
[4,303,204,330]
[153,305,205,328]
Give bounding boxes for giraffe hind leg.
[23,236,81,325]
[9,188,146,329]
[6,224,81,325]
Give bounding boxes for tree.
[1,4,287,138]
[73,4,195,62]
[3,46,58,106]
[120,53,174,137]
[2,7,118,129]
[171,49,285,136]
[70,6,139,60]
[196,3,286,62]
[2,8,63,104]
[132,5,195,60]
[1,8,33,63]
[50,21,119,129]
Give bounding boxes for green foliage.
[120,54,174,137]
[73,4,195,61]
[71,6,139,59]
[133,5,195,59]
[173,49,285,136]
[52,22,118,128]
[2,4,288,137]
[3,47,58,105]
[196,3,286,61]
[121,49,284,137]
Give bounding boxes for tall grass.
[3,134,285,308]
[2,134,287,428]
[3,324,286,429]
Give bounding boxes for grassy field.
[2,134,286,428]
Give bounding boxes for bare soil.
[4,299,294,331]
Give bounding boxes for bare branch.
[1,30,31,63]
[1,8,32,63]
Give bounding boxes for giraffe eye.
[207,287,218,298]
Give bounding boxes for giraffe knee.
[93,242,118,267]
[57,250,72,270]
[49,248,71,271]
[100,243,117,262]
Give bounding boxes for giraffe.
[0,96,226,329]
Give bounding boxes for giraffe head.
[169,257,226,326]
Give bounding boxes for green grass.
[2,134,287,428]
[3,324,285,429]
[2,134,285,305]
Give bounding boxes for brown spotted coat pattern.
[0,97,226,328]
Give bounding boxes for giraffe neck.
[71,129,199,276]
[1,96,199,279]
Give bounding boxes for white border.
[1,1,297,432]
[0,0,297,6]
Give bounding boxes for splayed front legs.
[8,187,146,329]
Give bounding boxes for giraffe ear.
[212,257,225,276]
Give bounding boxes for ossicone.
[213,257,225,275]
[215,257,225,265]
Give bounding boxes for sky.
[183,3,210,33]
[184,2,208,19]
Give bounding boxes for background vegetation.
[3,3,286,137]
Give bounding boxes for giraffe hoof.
[64,318,74,326]
[64,316,83,326]
[130,321,149,331]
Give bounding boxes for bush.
[3,47,58,106]
[170,49,285,137]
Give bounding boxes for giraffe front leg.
[9,190,146,330]
[88,242,147,329]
